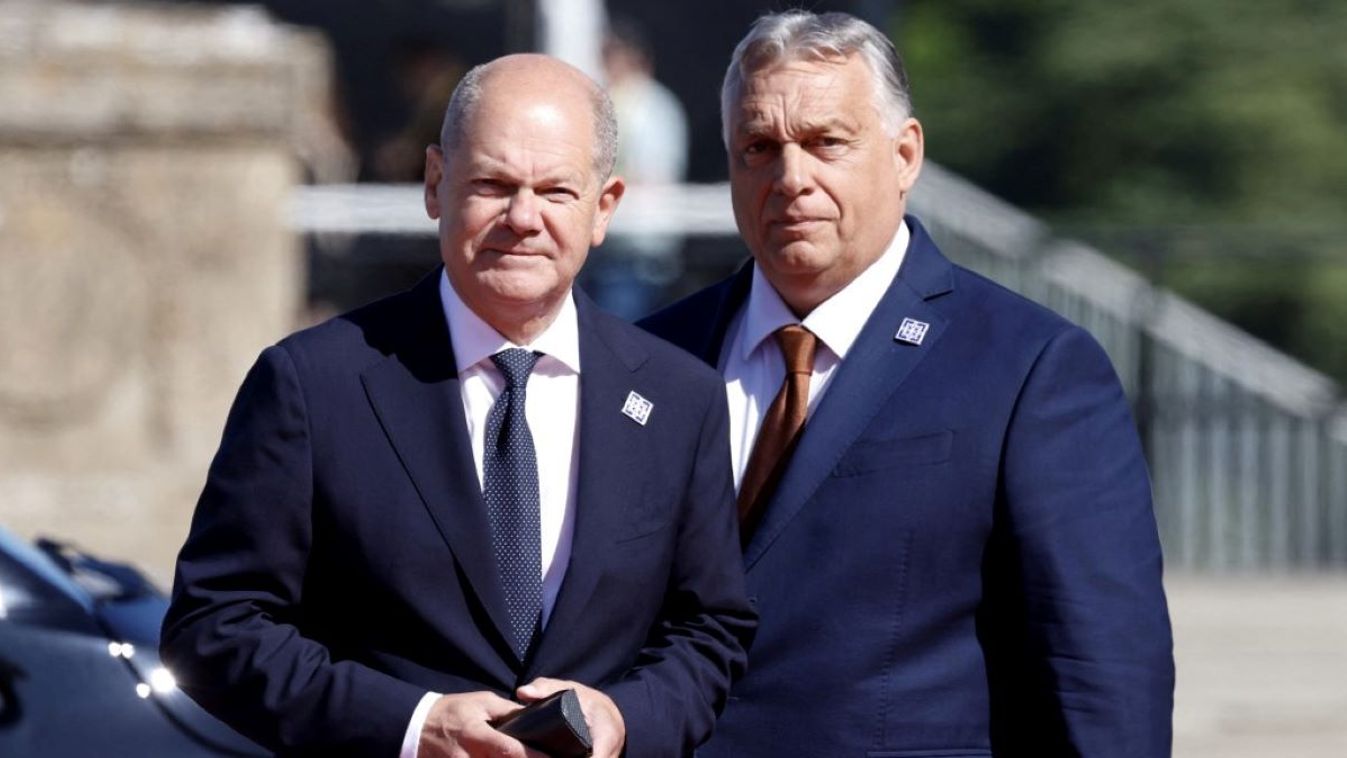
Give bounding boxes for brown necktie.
[738,324,818,542]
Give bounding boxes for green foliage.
[896,0,1347,384]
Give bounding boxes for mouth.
[487,247,546,258]
[769,217,828,236]
[771,213,829,226]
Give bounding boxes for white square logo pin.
[895,318,930,346]
[621,390,654,426]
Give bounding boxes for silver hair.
[441,62,619,180]
[720,11,913,145]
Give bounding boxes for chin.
[480,271,563,306]
[764,241,835,273]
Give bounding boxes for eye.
[470,178,512,195]
[807,135,848,151]
[746,138,779,154]
[740,139,777,165]
[540,186,580,201]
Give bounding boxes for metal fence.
[293,167,1347,571]
[909,164,1347,572]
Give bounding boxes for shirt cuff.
[399,692,443,758]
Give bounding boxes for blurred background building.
[1,0,1344,755]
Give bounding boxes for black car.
[0,525,267,756]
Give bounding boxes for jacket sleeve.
[160,345,426,756]
[994,325,1175,756]
[603,380,757,757]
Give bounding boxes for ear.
[589,175,626,248]
[424,144,445,221]
[892,117,924,197]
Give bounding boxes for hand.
[418,691,546,758]
[517,678,625,758]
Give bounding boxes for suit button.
[747,596,758,607]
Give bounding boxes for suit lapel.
[359,274,516,656]
[689,261,754,366]
[527,293,649,676]
[743,220,957,568]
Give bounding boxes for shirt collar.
[439,269,582,375]
[741,220,910,361]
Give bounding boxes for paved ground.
[1167,574,1347,758]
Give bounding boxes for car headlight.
[135,666,178,698]
[107,641,136,659]
[149,667,177,693]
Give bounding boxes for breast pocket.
[613,486,671,543]
[832,429,955,477]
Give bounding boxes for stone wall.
[0,1,321,581]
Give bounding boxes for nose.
[504,190,542,235]
[772,143,813,197]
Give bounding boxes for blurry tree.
[897,0,1347,384]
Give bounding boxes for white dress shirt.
[400,270,583,758]
[721,221,910,487]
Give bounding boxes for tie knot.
[775,325,817,375]
[491,348,540,389]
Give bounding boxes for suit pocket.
[613,490,670,543]
[833,429,955,477]
[614,515,668,543]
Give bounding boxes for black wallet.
[491,688,594,757]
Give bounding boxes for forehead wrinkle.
[732,55,889,142]
[736,97,861,140]
[464,149,588,185]
[735,60,862,132]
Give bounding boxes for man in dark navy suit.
[162,54,753,758]
[642,11,1174,757]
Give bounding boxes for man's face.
[727,55,922,315]
[425,87,622,333]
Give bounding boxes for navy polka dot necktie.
[484,348,543,660]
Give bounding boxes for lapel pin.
[621,390,654,426]
[895,317,930,346]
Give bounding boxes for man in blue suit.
[641,11,1174,757]
[162,55,754,757]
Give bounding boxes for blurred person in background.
[162,53,753,758]
[580,18,690,320]
[642,10,1174,757]
[370,37,466,182]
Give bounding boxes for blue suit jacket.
[640,218,1174,757]
[162,271,755,756]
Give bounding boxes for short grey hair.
[441,62,619,180]
[721,11,913,145]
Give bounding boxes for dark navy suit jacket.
[162,272,755,756]
[641,218,1174,757]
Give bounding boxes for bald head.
[440,54,619,180]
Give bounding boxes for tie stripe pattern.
[483,348,543,660]
[738,324,818,542]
